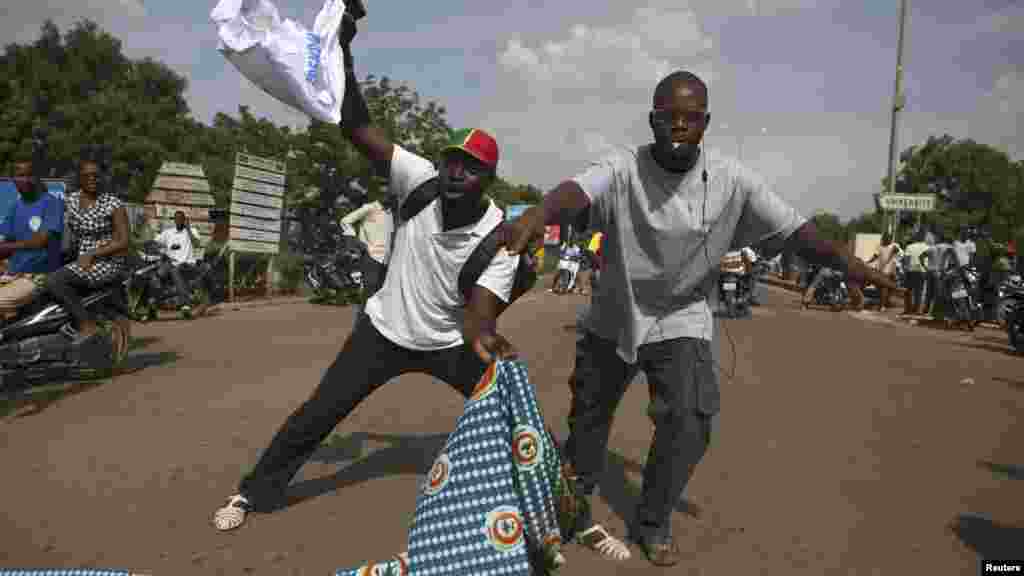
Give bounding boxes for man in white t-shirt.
[154,210,200,314]
[501,71,903,566]
[213,24,520,532]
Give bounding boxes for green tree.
[882,134,1021,243]
[809,211,845,243]
[0,19,197,201]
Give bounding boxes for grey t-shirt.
[573,145,805,363]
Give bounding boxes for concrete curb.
[221,296,312,311]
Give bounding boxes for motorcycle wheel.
[305,265,323,292]
[1008,313,1024,354]
[997,298,1013,328]
[724,292,736,318]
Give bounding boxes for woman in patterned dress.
[44,148,131,343]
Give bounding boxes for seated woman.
[45,147,130,343]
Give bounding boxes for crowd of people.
[0,144,131,344]
[210,13,902,570]
[799,224,1017,321]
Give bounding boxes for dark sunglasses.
[651,108,708,127]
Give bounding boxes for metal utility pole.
[885,0,909,240]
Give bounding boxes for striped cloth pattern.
[337,360,567,576]
[0,565,142,569]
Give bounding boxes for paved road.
[2,286,1022,575]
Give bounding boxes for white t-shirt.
[952,239,976,267]
[340,200,394,264]
[156,227,198,265]
[364,145,520,351]
[573,145,805,363]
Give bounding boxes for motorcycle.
[302,232,366,302]
[995,273,1024,328]
[0,272,132,395]
[553,247,583,294]
[943,265,983,331]
[126,240,228,321]
[805,265,849,311]
[1005,279,1024,354]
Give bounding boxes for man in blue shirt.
[0,151,64,316]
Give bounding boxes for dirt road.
[2,287,1022,575]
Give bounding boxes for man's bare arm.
[339,30,394,172]
[464,286,516,363]
[785,222,901,291]
[541,181,591,227]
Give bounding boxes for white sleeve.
[571,154,619,205]
[475,248,521,303]
[390,144,439,204]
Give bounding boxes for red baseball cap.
[442,128,499,170]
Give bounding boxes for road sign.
[879,194,936,212]
[230,227,280,243]
[229,239,279,254]
[233,176,285,197]
[230,203,281,220]
[230,214,281,232]
[231,189,284,210]
[228,152,286,256]
[237,152,286,174]
[235,164,286,186]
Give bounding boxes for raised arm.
[339,16,394,173]
[499,155,619,256]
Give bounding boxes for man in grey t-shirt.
[501,71,902,567]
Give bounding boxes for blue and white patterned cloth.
[337,360,567,576]
[0,565,139,569]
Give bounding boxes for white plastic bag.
[211,0,348,124]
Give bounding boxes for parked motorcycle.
[126,240,227,321]
[553,246,583,294]
[1005,279,1024,355]
[303,233,366,296]
[943,265,983,331]
[805,264,849,311]
[0,273,132,395]
[995,273,1024,328]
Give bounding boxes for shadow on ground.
[951,340,1016,357]
[287,431,701,526]
[949,514,1024,560]
[279,432,448,510]
[1,336,179,419]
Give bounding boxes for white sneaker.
[213,494,251,531]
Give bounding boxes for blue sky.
[4,0,1021,218]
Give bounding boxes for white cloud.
[486,3,717,187]
[975,69,1023,159]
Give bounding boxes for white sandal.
[577,524,631,560]
[213,494,252,531]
